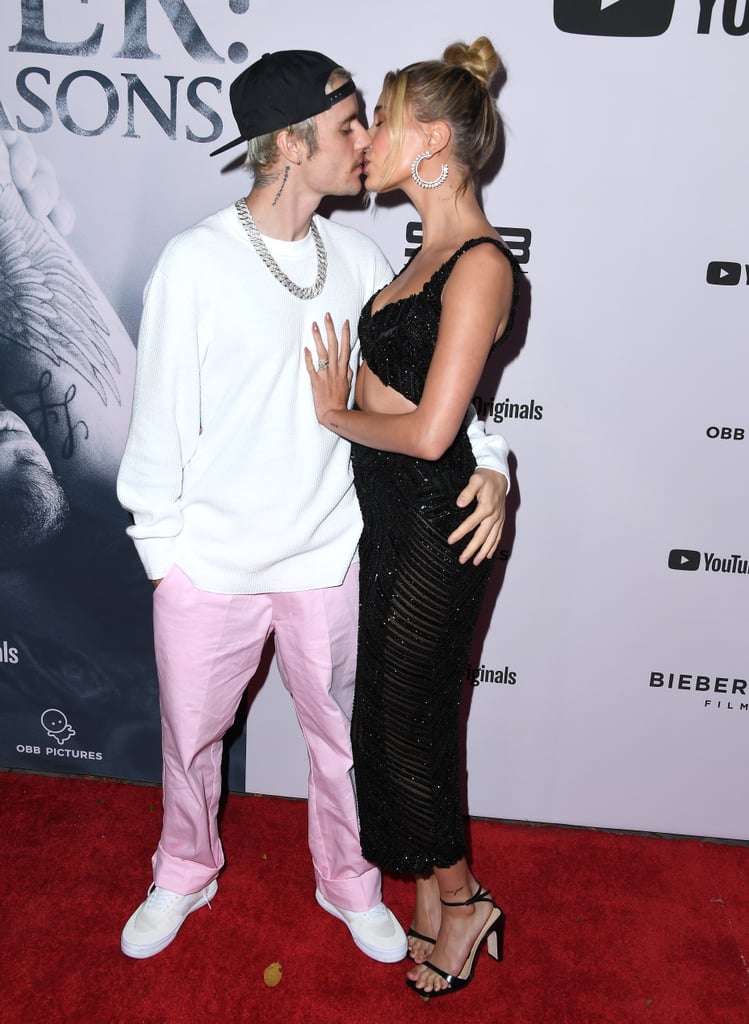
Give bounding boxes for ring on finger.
[317,359,329,371]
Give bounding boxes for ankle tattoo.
[441,885,465,898]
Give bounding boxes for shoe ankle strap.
[439,882,491,908]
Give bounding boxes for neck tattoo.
[272,166,290,207]
[234,197,328,300]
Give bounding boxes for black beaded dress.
[350,237,520,874]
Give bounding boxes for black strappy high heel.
[406,883,504,997]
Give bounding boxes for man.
[116,50,510,963]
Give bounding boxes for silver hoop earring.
[410,150,448,189]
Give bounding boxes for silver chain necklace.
[234,198,328,300]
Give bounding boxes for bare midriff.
[355,360,416,416]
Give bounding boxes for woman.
[306,37,520,996]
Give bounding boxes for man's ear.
[276,129,303,165]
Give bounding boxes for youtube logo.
[668,549,701,572]
[706,261,745,286]
[554,0,676,37]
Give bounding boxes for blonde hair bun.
[442,36,503,89]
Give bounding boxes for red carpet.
[2,770,748,1023]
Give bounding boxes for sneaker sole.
[121,879,218,959]
[315,889,407,963]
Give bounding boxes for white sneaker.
[121,880,218,959]
[315,889,407,963]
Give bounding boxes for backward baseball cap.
[209,49,356,156]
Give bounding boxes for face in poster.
[0,123,164,778]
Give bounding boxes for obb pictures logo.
[554,0,676,37]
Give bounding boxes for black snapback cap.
[210,49,356,157]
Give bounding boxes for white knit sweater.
[117,204,509,593]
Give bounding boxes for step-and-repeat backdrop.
[1,2,746,840]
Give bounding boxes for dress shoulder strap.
[429,236,521,347]
[439,236,513,280]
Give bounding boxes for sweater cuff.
[472,433,511,492]
[130,535,177,581]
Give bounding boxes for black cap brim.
[209,134,246,158]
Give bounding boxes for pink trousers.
[150,563,380,912]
